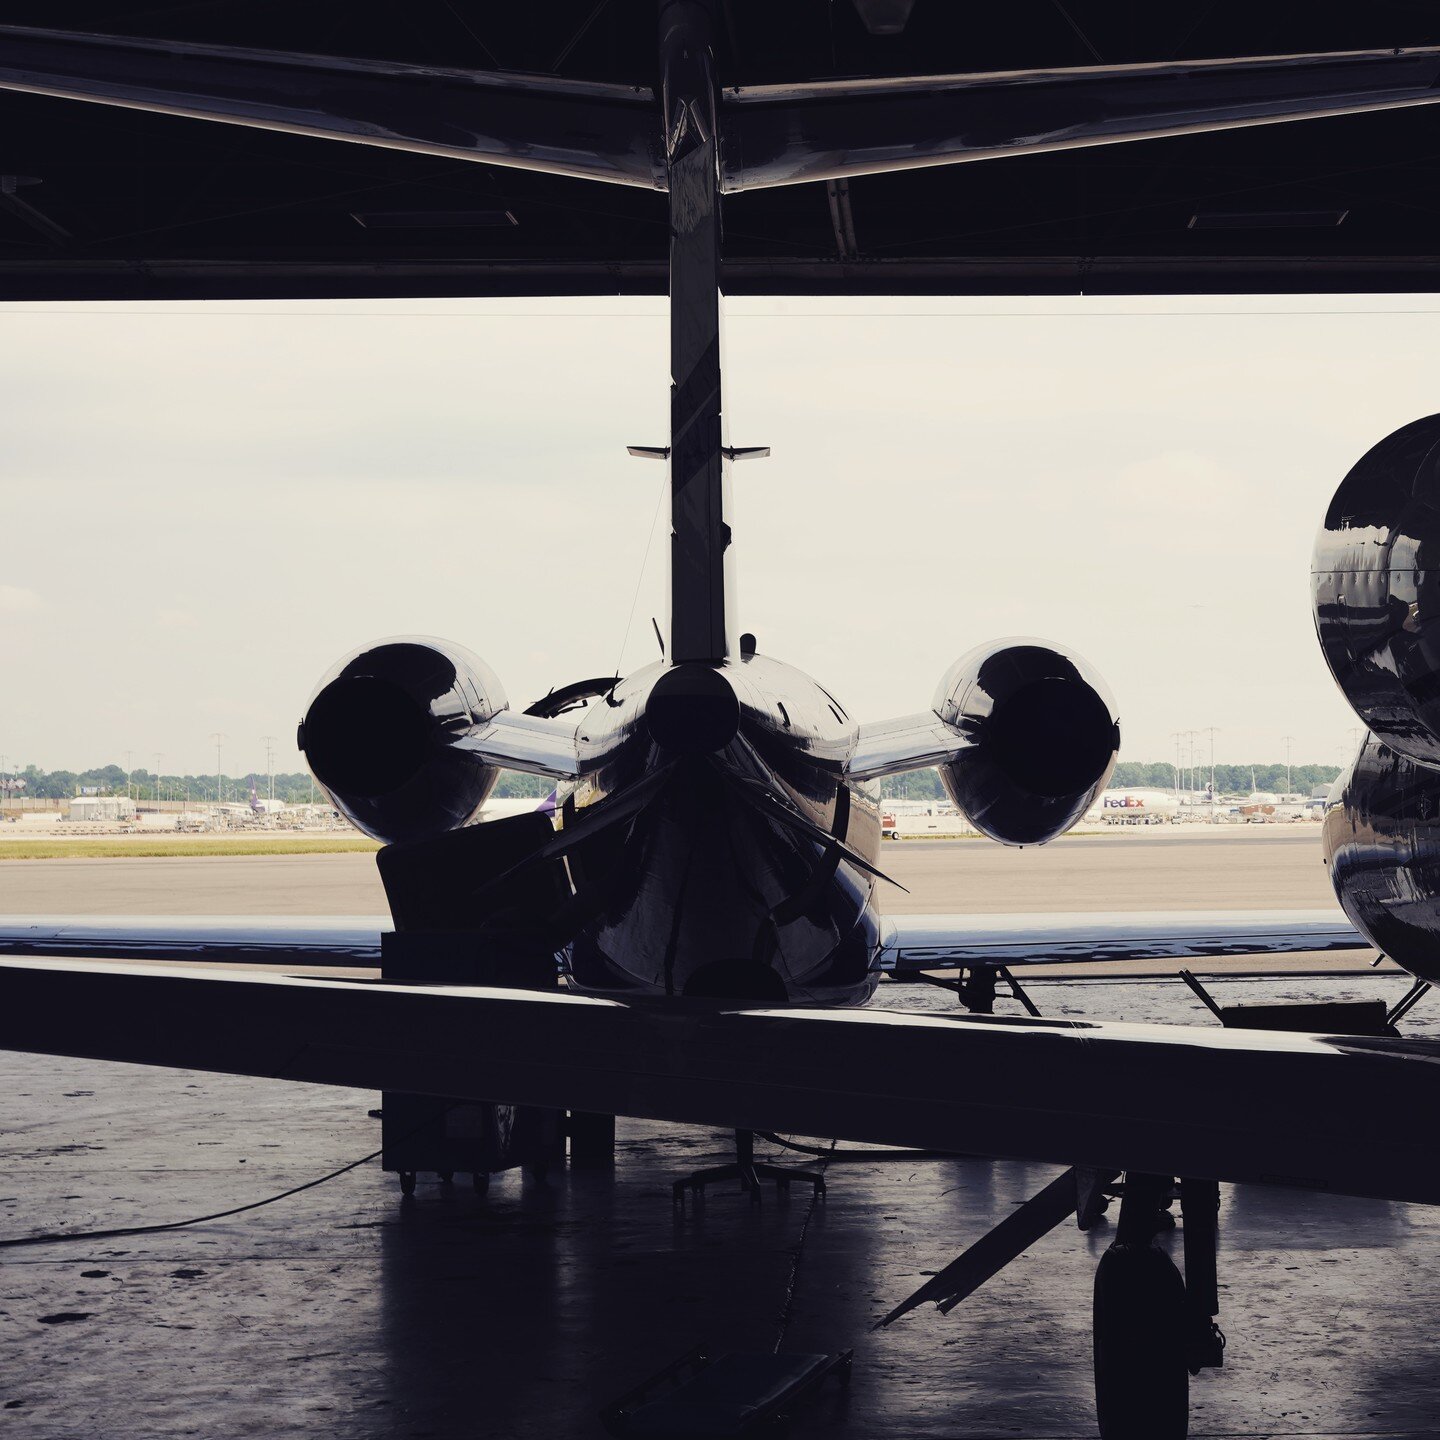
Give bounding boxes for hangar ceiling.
[3,2,1440,298]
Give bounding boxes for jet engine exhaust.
[934,640,1119,845]
[299,636,506,844]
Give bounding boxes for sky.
[0,292,1429,778]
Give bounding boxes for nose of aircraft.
[646,664,741,754]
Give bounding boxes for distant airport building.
[66,796,137,822]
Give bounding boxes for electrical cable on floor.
[0,1144,386,1250]
[771,1138,836,1354]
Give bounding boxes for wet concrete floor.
[5,972,1440,1439]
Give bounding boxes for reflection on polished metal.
[1314,413,1440,766]
[1324,734,1440,986]
[1315,415,1440,987]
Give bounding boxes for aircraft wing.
[879,909,1369,973]
[1,955,1436,1207]
[0,909,1369,972]
[0,916,387,967]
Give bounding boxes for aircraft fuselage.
[562,653,884,1005]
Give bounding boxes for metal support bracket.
[875,1165,1120,1328]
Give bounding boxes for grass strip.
[0,837,380,860]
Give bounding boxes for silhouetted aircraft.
[3,12,1440,1439]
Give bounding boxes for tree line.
[1,763,555,803]
[3,759,1342,805]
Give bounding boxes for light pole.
[1203,726,1219,811]
[153,752,164,806]
[1169,731,1183,798]
[122,749,132,801]
[210,732,226,805]
[261,735,276,806]
[1282,734,1295,796]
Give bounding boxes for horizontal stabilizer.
[5,30,1440,199]
[723,46,1440,190]
[0,25,661,187]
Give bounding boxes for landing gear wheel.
[472,1171,490,1194]
[398,1171,417,1197]
[438,1170,454,1185]
[1093,1242,1188,1440]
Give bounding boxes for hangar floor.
[4,829,1436,1437]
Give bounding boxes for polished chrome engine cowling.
[298,636,506,844]
[1323,732,1440,984]
[1313,413,1440,766]
[933,639,1119,846]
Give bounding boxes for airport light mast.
[1282,734,1295,796]
[1204,726,1219,815]
[210,732,226,805]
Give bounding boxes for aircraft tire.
[1093,1241,1188,1439]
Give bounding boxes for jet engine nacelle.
[298,636,506,845]
[933,640,1119,846]
[1314,413,1440,766]
[1323,731,1440,985]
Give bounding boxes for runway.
[4,827,1435,1437]
[0,824,1342,914]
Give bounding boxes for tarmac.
[4,827,1437,1438]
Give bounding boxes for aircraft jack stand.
[672,1129,826,1207]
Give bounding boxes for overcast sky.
[0,293,1429,778]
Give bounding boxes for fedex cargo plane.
[1085,788,1181,824]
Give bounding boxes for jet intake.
[933,641,1119,846]
[1313,413,1440,765]
[299,637,506,844]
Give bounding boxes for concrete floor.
[4,831,1438,1437]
